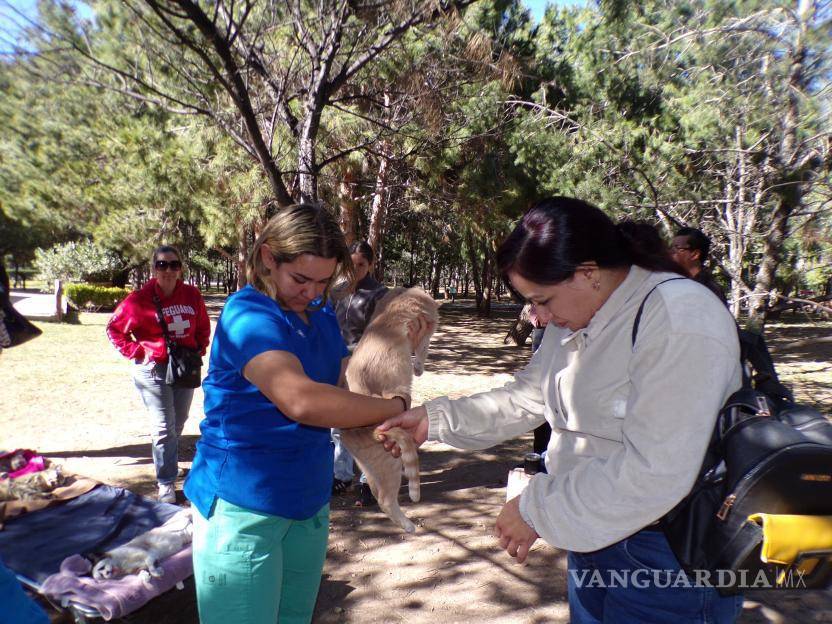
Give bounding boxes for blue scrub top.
[0,557,49,624]
[184,285,349,520]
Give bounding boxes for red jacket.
[106,279,211,364]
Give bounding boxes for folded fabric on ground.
[0,449,46,479]
[0,473,100,529]
[40,547,193,621]
[0,484,181,583]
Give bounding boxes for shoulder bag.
[152,295,202,389]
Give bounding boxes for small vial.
[523,452,542,475]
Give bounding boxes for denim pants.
[531,326,545,353]
[192,498,330,624]
[331,429,355,482]
[133,362,194,485]
[568,529,743,624]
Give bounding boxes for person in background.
[107,245,210,503]
[332,241,388,506]
[184,205,431,624]
[529,303,545,354]
[528,304,550,457]
[379,197,742,623]
[670,226,728,304]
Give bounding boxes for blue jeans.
[133,362,194,485]
[531,326,545,353]
[331,429,354,482]
[568,529,743,624]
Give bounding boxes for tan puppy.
[342,287,439,532]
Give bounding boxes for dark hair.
[349,240,375,264]
[151,245,182,267]
[497,197,684,285]
[617,220,669,257]
[674,226,711,258]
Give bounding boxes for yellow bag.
[748,514,832,584]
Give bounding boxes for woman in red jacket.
[107,245,210,503]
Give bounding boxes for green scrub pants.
[192,497,330,624]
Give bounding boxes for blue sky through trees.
[524,0,586,21]
[1,0,588,51]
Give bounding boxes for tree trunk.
[368,143,392,267]
[112,267,131,288]
[478,238,493,317]
[297,88,325,202]
[722,124,754,318]
[747,199,793,330]
[237,222,251,291]
[747,6,810,331]
[430,255,443,299]
[168,0,294,207]
[297,133,318,202]
[408,238,416,287]
[337,168,359,247]
[466,231,483,309]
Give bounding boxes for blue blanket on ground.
[0,484,180,583]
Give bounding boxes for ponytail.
[615,220,685,276]
[497,197,684,284]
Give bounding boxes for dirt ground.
[2,297,831,623]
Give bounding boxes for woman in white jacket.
[379,197,743,624]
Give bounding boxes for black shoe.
[354,482,376,507]
[332,478,351,495]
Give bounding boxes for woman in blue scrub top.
[185,204,431,624]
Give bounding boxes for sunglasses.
[154,260,182,271]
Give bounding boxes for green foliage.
[1,0,828,324]
[64,283,130,312]
[34,241,126,284]
[0,4,229,266]
[804,266,831,294]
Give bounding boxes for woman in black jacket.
[331,241,388,503]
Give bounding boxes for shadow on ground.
[764,318,832,411]
[42,436,200,464]
[19,305,832,623]
[426,300,529,376]
[317,434,570,623]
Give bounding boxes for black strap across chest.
[152,295,177,353]
[630,277,689,347]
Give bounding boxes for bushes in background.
[64,283,130,312]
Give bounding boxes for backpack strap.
[631,277,688,347]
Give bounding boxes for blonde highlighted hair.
[246,203,353,305]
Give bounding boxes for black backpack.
[633,280,832,592]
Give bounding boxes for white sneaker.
[158,483,176,504]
